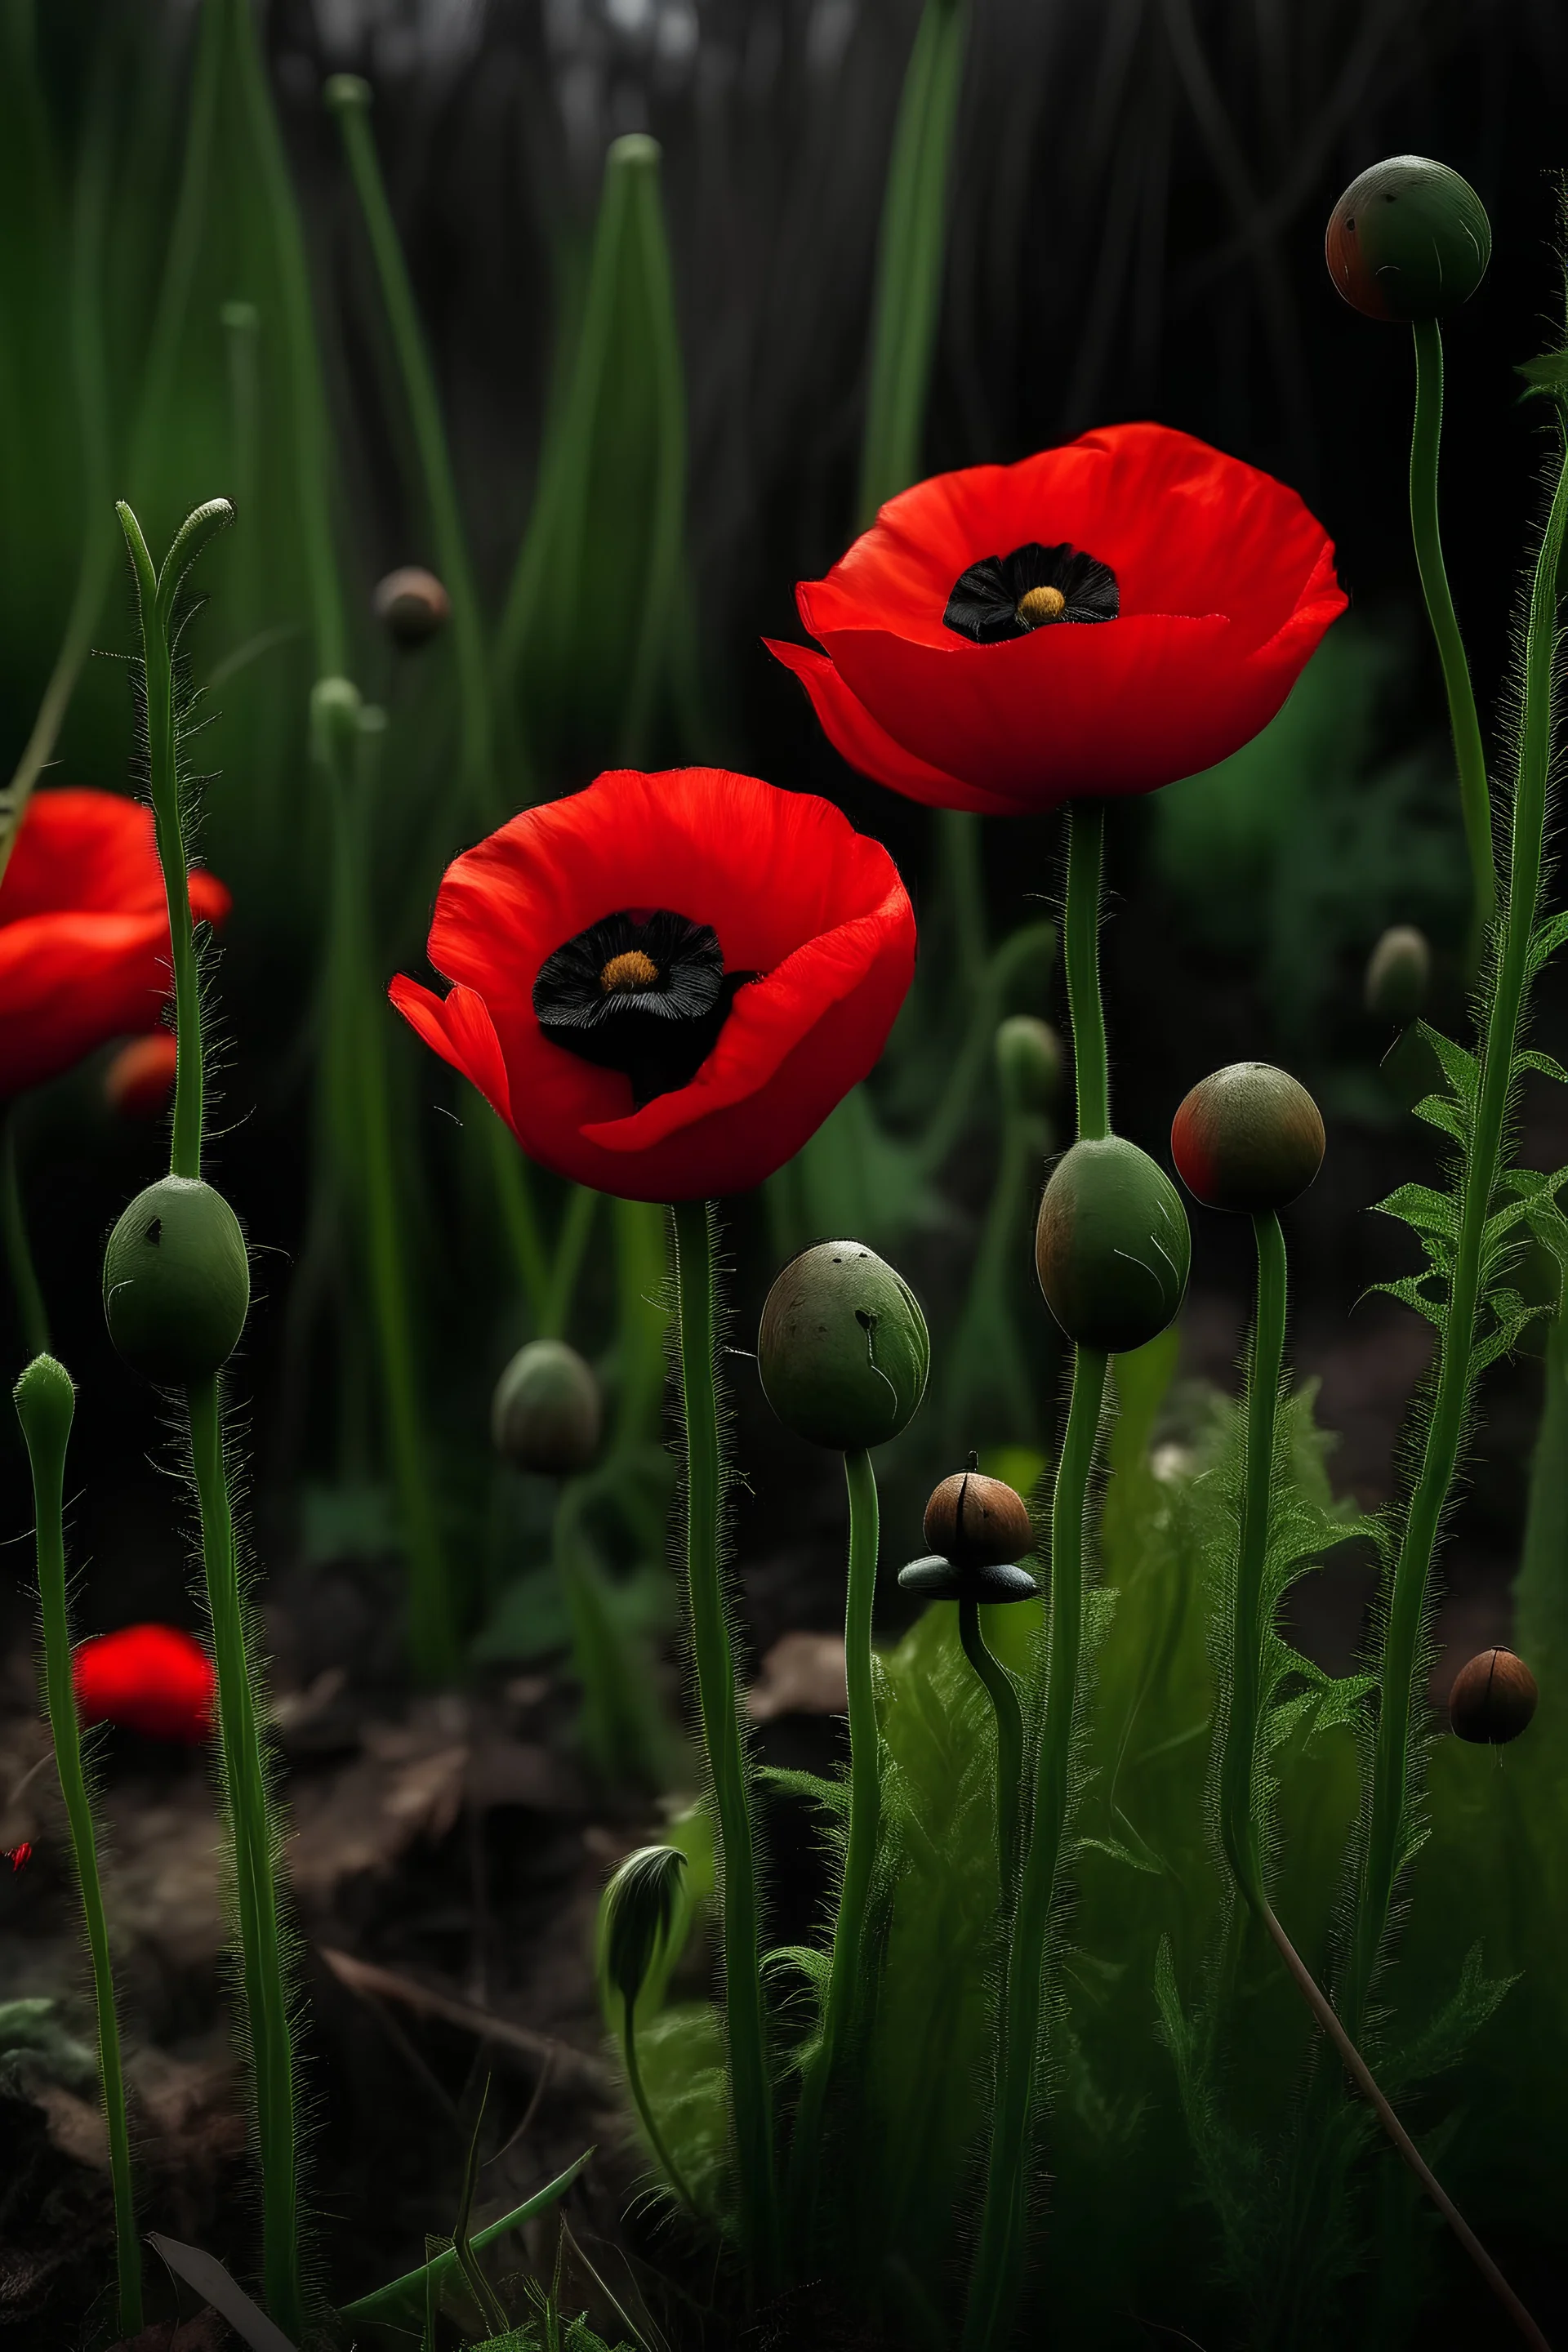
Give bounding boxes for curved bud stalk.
[602,1846,696,2204]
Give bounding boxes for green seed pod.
[12,1353,75,1457]
[491,1339,602,1475]
[1170,1062,1325,1215]
[897,1553,1038,1604]
[103,1177,250,1384]
[1365,924,1432,1022]
[758,1241,929,1450]
[1325,157,1490,323]
[599,1844,687,2011]
[1035,1138,1191,1353]
[995,1015,1062,1115]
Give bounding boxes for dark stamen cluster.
[533,908,754,1108]
[944,541,1119,644]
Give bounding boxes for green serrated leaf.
[1527,907,1568,971]
[1077,1833,1163,1878]
[1517,1048,1568,1086]
[757,1764,850,1817]
[1417,1022,1479,1103]
[763,1943,832,1991]
[1517,345,1568,401]
[1365,1274,1447,1329]
[1410,1093,1468,1143]
[1371,1182,1459,1239]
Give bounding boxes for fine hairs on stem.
[15,1356,141,2337]
[787,1444,883,2256]
[117,497,304,2335]
[669,1196,779,2284]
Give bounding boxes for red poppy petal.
[73,1624,214,1743]
[388,976,515,1126]
[764,639,1020,815]
[0,911,188,1098]
[0,791,163,921]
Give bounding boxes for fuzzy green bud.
[758,1240,929,1450]
[1364,924,1431,1022]
[13,1353,75,1459]
[1325,157,1490,323]
[103,1177,250,1384]
[599,1844,687,2011]
[491,1339,602,1475]
[1170,1062,1325,1216]
[1035,1138,1191,1353]
[310,675,363,767]
[995,1015,1062,1115]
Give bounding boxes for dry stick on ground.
[317,1946,610,2099]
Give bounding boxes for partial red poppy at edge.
[767,422,1347,816]
[74,1624,216,1744]
[0,789,230,1099]
[390,767,916,1202]
[105,1031,180,1120]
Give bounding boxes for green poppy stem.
[15,1356,141,2336]
[1064,801,1109,1143]
[787,1445,882,2253]
[2,1112,49,1360]
[1409,317,1494,969]
[669,1196,777,2285]
[958,1597,1024,1900]
[622,1993,697,2209]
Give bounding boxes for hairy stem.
[788,1446,882,2252]
[959,1597,1025,1900]
[17,1360,141,2335]
[1352,411,1568,2022]
[2,1115,49,1359]
[189,1372,301,2336]
[1410,318,1494,965]
[669,1196,777,2285]
[1065,803,1110,1143]
[623,1995,696,2208]
[1219,1211,1287,1898]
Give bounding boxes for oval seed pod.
[1035,1138,1191,1353]
[1365,924,1432,1023]
[599,1844,688,2011]
[1448,1647,1538,1745]
[103,1177,250,1384]
[1171,1062,1325,1216]
[995,1014,1062,1115]
[372,566,451,650]
[924,1463,1033,1571]
[758,1241,929,1450]
[898,1554,1038,1603]
[1325,157,1491,323]
[492,1339,602,1475]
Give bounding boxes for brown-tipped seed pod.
[995,1015,1062,1116]
[1365,924,1432,1023]
[924,1463,1033,1572]
[1325,157,1490,323]
[372,566,451,649]
[491,1339,602,1475]
[1448,1647,1539,1745]
[758,1241,929,1450]
[103,1176,251,1384]
[1035,1137,1191,1353]
[1170,1062,1325,1216]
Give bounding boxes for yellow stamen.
[599,948,660,993]
[1016,584,1067,627]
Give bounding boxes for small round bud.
[924,1465,1033,1571]
[1170,1063,1325,1216]
[758,1241,929,1451]
[1448,1647,1538,1746]
[103,1177,250,1384]
[323,72,372,114]
[995,1016,1062,1115]
[13,1353,76,1459]
[491,1339,602,1475]
[1035,1138,1191,1354]
[897,1554,1038,1604]
[372,567,451,649]
[1325,157,1490,323]
[105,1033,178,1120]
[1365,925,1431,1023]
[599,1843,686,2011]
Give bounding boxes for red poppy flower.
[73,1624,216,1743]
[0,789,230,1099]
[390,767,915,1202]
[105,1031,180,1120]
[766,423,1346,815]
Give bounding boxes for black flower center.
[943,541,1119,644]
[532,909,755,1109]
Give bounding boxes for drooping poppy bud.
[924,1460,1034,1571]
[898,1554,1038,1603]
[372,567,451,649]
[103,1176,250,1384]
[73,1623,215,1743]
[1170,1062,1325,1216]
[1035,1138,1190,1352]
[599,1843,687,2011]
[104,1032,179,1120]
[1448,1647,1538,1745]
[1325,157,1491,323]
[492,1339,602,1475]
[758,1241,929,1450]
[1365,924,1432,1023]
[995,1015,1062,1115]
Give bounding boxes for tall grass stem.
[2,1116,49,1359]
